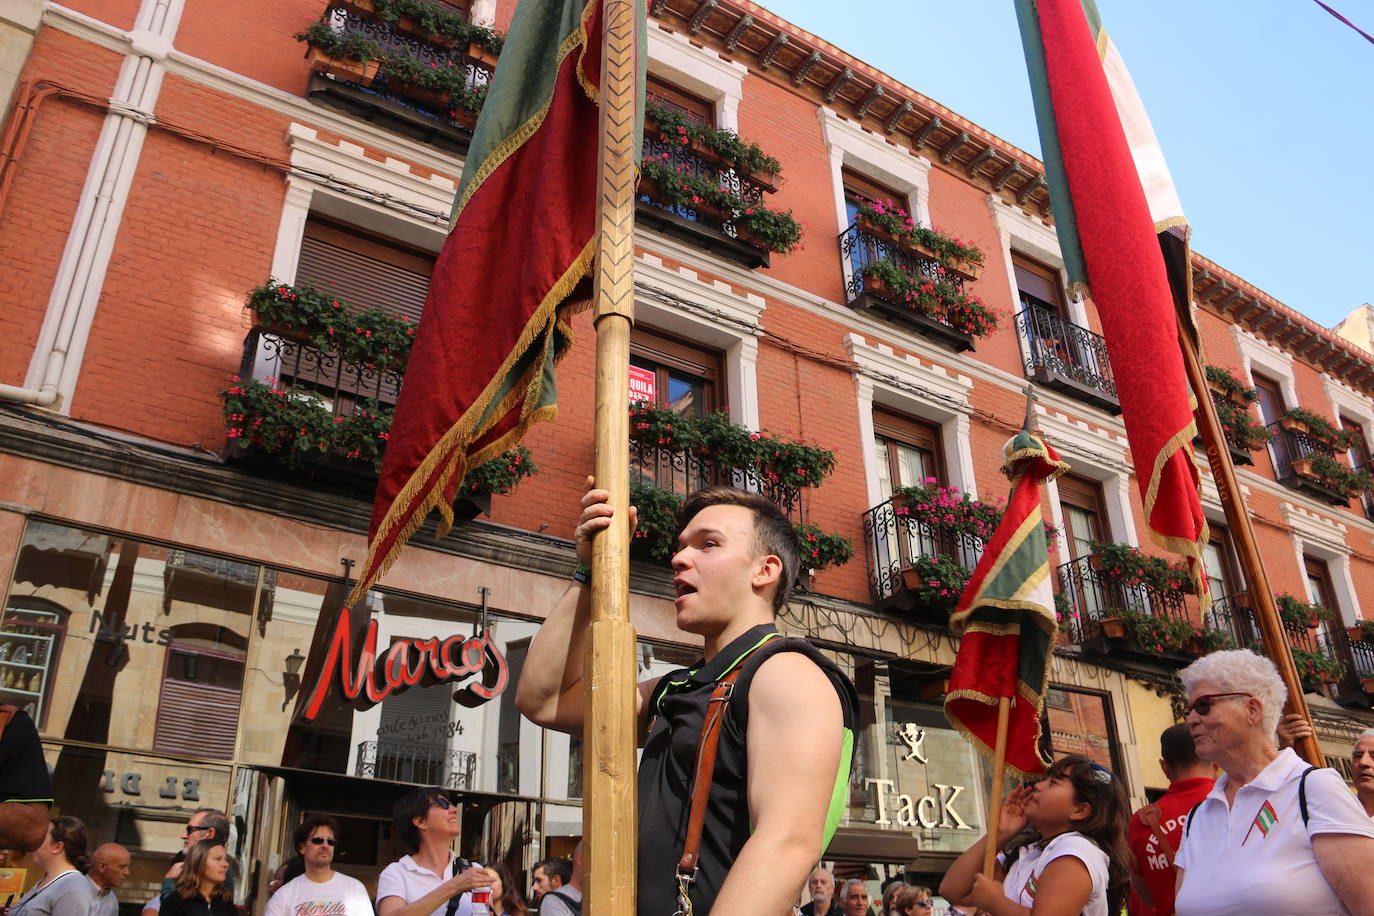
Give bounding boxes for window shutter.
[154,677,241,759]
[296,232,432,326]
[1013,258,1063,308]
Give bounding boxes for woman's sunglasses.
[428,796,453,811]
[1184,692,1251,716]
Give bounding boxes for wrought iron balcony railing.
[1016,306,1119,413]
[1359,460,1374,519]
[862,498,987,609]
[1267,422,1348,506]
[241,327,403,416]
[1203,591,1259,649]
[1055,553,1188,645]
[636,127,774,268]
[356,739,477,789]
[629,440,802,521]
[838,223,975,352]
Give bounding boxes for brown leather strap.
[1138,803,1176,866]
[676,642,773,879]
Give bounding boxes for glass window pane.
[894,442,930,488]
[875,438,893,496]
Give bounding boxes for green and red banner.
[1015,0,1208,602]
[338,0,643,616]
[946,432,1067,778]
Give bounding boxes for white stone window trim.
[635,252,764,431]
[844,333,975,508]
[1281,502,1360,625]
[987,196,1091,374]
[1035,405,1137,549]
[647,26,745,130]
[819,108,933,299]
[1231,326,1299,411]
[1321,373,1374,455]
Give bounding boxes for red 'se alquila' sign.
[301,611,508,720]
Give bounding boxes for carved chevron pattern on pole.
[594,0,639,322]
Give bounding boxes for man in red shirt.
[1126,723,1216,916]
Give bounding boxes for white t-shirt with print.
[1175,748,1374,916]
[1001,831,1109,916]
[376,854,475,916]
[266,872,373,916]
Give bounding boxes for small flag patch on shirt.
[1244,800,1278,844]
[1023,874,1038,900]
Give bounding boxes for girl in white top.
[940,754,1130,916]
[376,787,495,916]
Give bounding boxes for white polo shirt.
[376,854,473,916]
[1000,831,1109,916]
[1175,748,1374,916]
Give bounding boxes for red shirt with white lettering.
[1126,776,1215,916]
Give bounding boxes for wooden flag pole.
[981,696,1012,877]
[1169,280,1323,766]
[586,0,642,913]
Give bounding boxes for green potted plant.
[757,437,836,489]
[1291,647,1346,694]
[1281,407,1341,444]
[628,401,700,452]
[297,22,383,84]
[895,553,973,619]
[1188,625,1237,656]
[734,206,802,254]
[1213,398,1271,452]
[1089,541,1194,595]
[794,523,854,572]
[1117,609,1191,653]
[247,281,416,371]
[1203,365,1258,407]
[693,410,761,469]
[1275,593,1332,631]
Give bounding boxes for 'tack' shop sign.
[301,611,508,720]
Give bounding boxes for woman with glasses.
[6,817,91,916]
[377,788,495,916]
[160,839,233,916]
[893,885,932,915]
[939,754,1131,916]
[1173,649,1374,915]
[266,815,371,916]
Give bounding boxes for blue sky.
[771,0,1373,328]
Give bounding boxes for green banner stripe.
[1013,0,1087,289]
[977,524,1048,600]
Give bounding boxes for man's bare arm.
[515,480,657,736]
[710,652,843,913]
[0,801,48,851]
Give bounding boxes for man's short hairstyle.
[676,487,799,612]
[841,878,867,898]
[534,856,572,886]
[1160,722,1202,771]
[391,787,447,852]
[293,814,341,851]
[1356,727,1374,747]
[193,809,230,843]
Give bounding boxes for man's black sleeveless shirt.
[636,624,859,915]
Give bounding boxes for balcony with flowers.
[637,103,802,270]
[1268,409,1371,507]
[1201,366,1270,467]
[625,404,851,580]
[840,201,997,352]
[295,0,503,154]
[1055,541,1196,666]
[221,282,534,513]
[862,480,1054,625]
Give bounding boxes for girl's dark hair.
[49,817,91,873]
[391,787,449,852]
[489,863,529,916]
[1043,755,1133,915]
[174,839,231,901]
[293,814,342,852]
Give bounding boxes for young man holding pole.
[516,483,857,915]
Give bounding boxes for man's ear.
[752,554,783,590]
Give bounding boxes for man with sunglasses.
[1125,724,1215,916]
[145,808,232,913]
[267,815,372,916]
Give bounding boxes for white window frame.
[1323,374,1374,459]
[634,252,764,430]
[1035,406,1136,550]
[1281,502,1360,625]
[844,333,975,507]
[1231,327,1299,413]
[646,27,745,130]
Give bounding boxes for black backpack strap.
[1183,800,1205,838]
[443,857,470,916]
[1298,765,1320,827]
[544,890,582,914]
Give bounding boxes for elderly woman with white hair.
[1173,649,1374,915]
